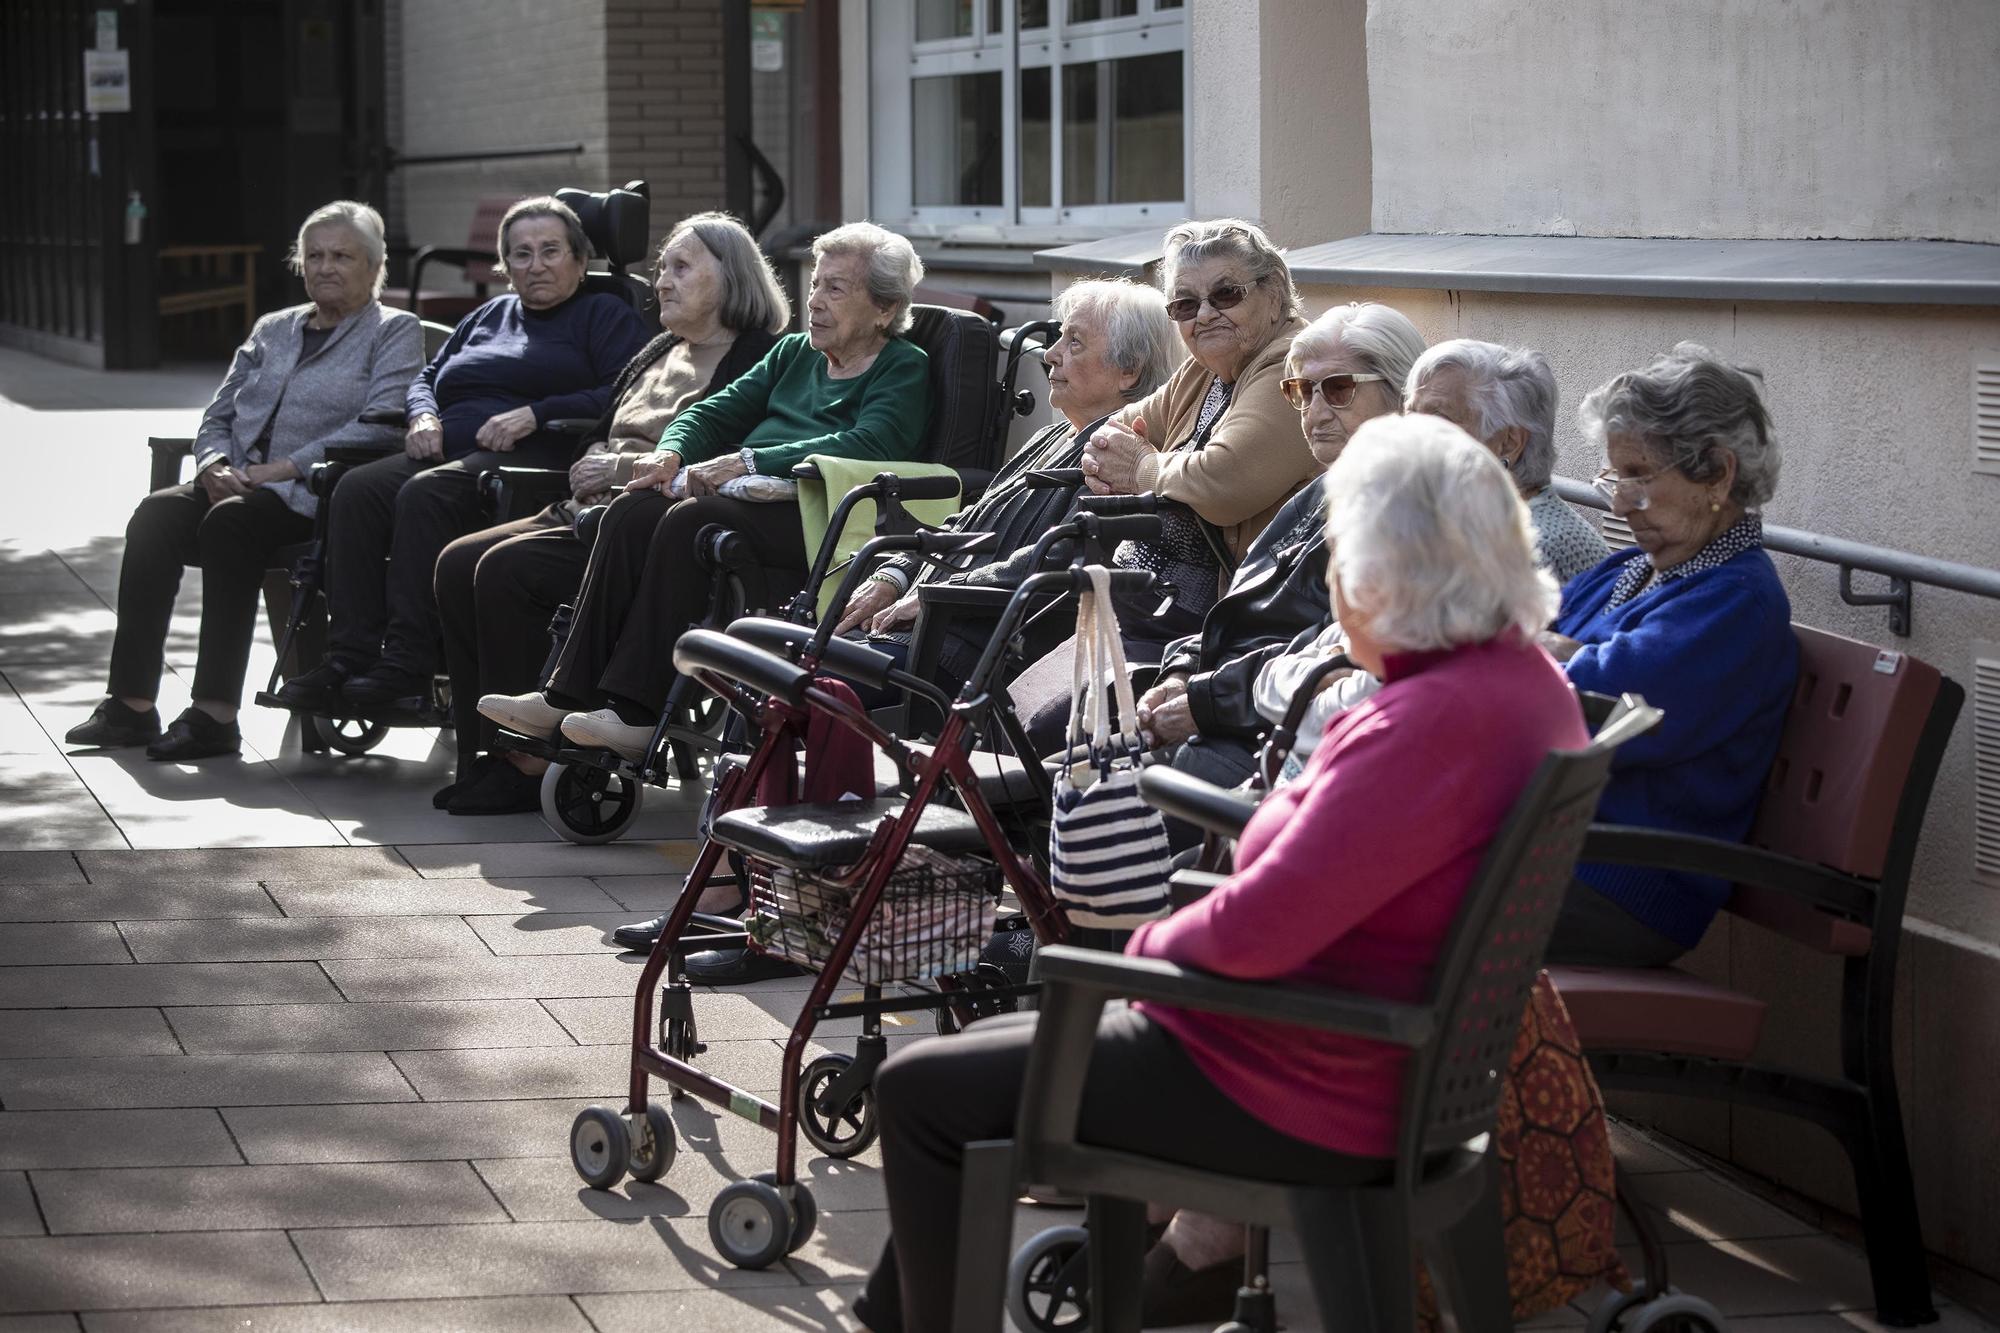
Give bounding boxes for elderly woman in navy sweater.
[276,195,648,713]
[1542,343,1796,966]
[853,415,1587,1333]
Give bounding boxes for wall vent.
[1977,360,2000,476]
[1975,648,2000,880]
[1599,512,1638,548]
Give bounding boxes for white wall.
[1366,0,2000,242]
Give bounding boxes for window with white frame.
[869,0,1189,229]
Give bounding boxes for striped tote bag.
[1048,567,1173,938]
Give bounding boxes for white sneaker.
[560,707,653,762]
[477,691,568,739]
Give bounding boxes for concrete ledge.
[1287,233,2000,306]
[1034,229,1164,277]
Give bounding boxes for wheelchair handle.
[886,472,961,502]
[1260,651,1355,790]
[1083,513,1161,543]
[956,564,1166,711]
[1076,493,1157,516]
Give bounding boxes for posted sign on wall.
[83,48,131,113]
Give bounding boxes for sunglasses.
[1165,283,1251,322]
[1280,373,1389,412]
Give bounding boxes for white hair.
[1579,341,1781,508]
[811,221,926,336]
[1161,218,1301,321]
[1052,277,1185,402]
[1287,301,1428,396]
[1407,339,1560,490]
[287,200,388,299]
[1325,414,1559,653]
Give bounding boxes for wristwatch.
[738,447,757,475]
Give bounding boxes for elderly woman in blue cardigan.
[1542,343,1797,966]
[66,201,423,762]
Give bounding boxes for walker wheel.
[1008,1224,1092,1332]
[541,761,644,845]
[1589,1283,1725,1333]
[797,1053,879,1159]
[754,1170,818,1253]
[309,714,390,756]
[708,1178,792,1269]
[626,1102,677,1183]
[569,1105,630,1190]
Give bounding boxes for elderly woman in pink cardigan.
[852,414,1589,1333]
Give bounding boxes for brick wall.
[603,0,731,262]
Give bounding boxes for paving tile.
[33,1162,507,1233]
[339,814,564,847]
[398,840,699,881]
[1646,1233,1883,1316]
[390,1040,783,1102]
[1718,1314,1999,1332]
[323,953,645,1002]
[81,1296,595,1332]
[224,1098,602,1165]
[121,915,492,963]
[0,1232,318,1313]
[0,1110,241,1169]
[0,881,281,922]
[472,1151,887,1223]
[264,876,618,918]
[0,757,128,853]
[0,1009,180,1059]
[0,962,339,1009]
[0,1316,81,1332]
[76,846,416,883]
[577,1285,867,1332]
[1628,1166,1819,1244]
[167,999,578,1054]
[0,853,82,886]
[466,913,637,955]
[0,923,128,966]
[542,992,799,1046]
[0,1052,416,1110]
[291,1217,797,1301]
[0,1174,40,1237]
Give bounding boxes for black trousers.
[108,482,313,706]
[854,1006,1389,1333]
[434,505,589,765]
[322,451,520,676]
[1543,879,1689,967]
[545,489,809,716]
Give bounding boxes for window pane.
[1061,50,1182,206]
[1068,0,1138,21]
[1156,0,1183,8]
[1020,67,1051,208]
[911,72,1003,207]
[1020,0,1049,28]
[915,0,974,42]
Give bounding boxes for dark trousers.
[323,451,516,676]
[434,505,589,765]
[108,483,313,706]
[1161,733,1260,850]
[1544,879,1690,967]
[1012,630,1174,758]
[545,489,809,716]
[854,1006,1389,1333]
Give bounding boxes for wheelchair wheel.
[797,1053,880,1158]
[541,761,644,845]
[1008,1225,1092,1332]
[309,714,390,756]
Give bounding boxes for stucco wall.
[1366,0,2000,243]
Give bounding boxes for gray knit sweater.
[193,301,425,516]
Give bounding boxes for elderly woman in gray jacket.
[66,200,423,762]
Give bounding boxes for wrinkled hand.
[1080,415,1151,496]
[240,460,298,488]
[405,414,444,461]
[569,449,618,501]
[1135,672,1194,748]
[834,578,900,635]
[683,454,748,497]
[623,453,681,493]
[867,589,920,635]
[197,462,251,502]
[476,406,538,453]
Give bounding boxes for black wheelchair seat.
[709,799,986,869]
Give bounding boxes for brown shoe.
[1140,1241,1242,1329]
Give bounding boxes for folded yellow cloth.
[795,454,961,618]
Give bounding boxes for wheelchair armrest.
[1137,767,1257,839]
[326,443,400,466]
[1168,868,1225,909]
[149,437,195,491]
[544,418,599,436]
[480,466,572,522]
[357,409,407,428]
[1581,824,1878,923]
[915,584,1015,610]
[955,467,996,503]
[729,616,898,691]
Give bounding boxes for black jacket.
[1157,474,1331,740]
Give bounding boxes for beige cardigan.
[1112,314,1314,562]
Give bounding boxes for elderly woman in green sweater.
[478,221,932,763]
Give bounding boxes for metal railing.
[1551,476,2000,637]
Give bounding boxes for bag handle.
[1065,566,1142,760]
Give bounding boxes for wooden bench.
[157,243,261,341]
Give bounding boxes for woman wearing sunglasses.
[1541,343,1796,966]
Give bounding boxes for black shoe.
[342,665,431,711]
[65,698,162,749]
[274,660,356,712]
[146,707,242,762]
[434,752,506,809]
[682,946,808,983]
[611,913,671,952]
[446,759,542,816]
[1139,1241,1243,1329]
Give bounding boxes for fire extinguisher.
[124,190,147,245]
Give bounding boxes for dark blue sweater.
[406,289,649,465]
[1555,545,1798,946]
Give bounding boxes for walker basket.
[743,846,1000,986]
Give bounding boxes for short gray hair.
[497,196,592,267]
[287,200,388,299]
[1051,277,1184,402]
[666,211,792,335]
[1326,414,1558,653]
[811,221,925,336]
[1162,218,1301,322]
[1579,341,1781,508]
[1407,339,1559,490]
[1287,301,1428,396]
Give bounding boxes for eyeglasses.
[1165,283,1250,323]
[1280,373,1389,412]
[505,243,571,270]
[1592,468,1660,510]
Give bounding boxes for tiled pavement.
[2,348,1995,1329]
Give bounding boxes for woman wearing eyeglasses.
[274,195,649,717]
[1540,343,1797,967]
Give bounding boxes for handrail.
[387,143,585,169]
[1551,475,2000,636]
